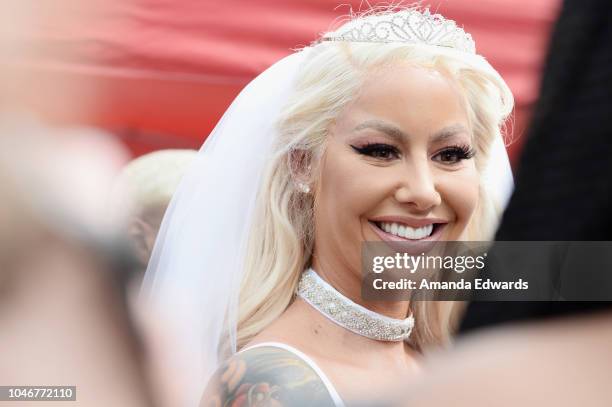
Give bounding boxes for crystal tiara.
[321,8,476,54]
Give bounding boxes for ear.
[289,149,313,193]
[127,218,158,267]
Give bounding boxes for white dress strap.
[240,341,345,407]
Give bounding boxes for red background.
[12,0,560,164]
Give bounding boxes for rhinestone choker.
[297,269,414,342]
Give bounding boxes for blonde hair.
[235,15,514,352]
[111,149,197,220]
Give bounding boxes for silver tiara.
[321,8,476,54]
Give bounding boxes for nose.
[394,161,442,211]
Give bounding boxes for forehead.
[335,63,469,138]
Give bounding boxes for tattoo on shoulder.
[201,345,339,407]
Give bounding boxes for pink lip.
[368,220,447,254]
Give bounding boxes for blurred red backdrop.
[12,0,560,165]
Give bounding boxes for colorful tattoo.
[201,346,339,407]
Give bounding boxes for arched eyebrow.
[353,120,470,143]
[431,124,471,143]
[353,120,406,142]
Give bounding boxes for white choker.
[297,269,414,342]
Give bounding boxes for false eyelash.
[442,144,476,158]
[350,143,401,159]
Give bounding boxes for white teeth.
[398,225,406,238]
[378,222,434,240]
[391,223,399,235]
[405,227,415,239]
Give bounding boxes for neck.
[274,297,417,369]
[249,262,418,369]
[311,256,411,320]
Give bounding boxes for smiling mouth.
[371,221,443,240]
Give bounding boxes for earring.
[298,182,311,194]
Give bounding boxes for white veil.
[141,37,514,406]
[141,50,309,405]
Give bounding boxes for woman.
[143,6,514,406]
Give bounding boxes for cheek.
[439,168,480,223]
[316,148,385,231]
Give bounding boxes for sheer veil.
[141,50,309,404]
[141,35,514,407]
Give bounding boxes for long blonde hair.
[235,19,514,352]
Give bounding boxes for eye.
[350,143,401,160]
[432,145,475,164]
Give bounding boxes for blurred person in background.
[111,149,197,279]
[0,1,189,405]
[1,1,200,404]
[392,311,612,407]
[143,5,515,406]
[460,0,612,331]
[0,120,155,406]
[109,149,200,407]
